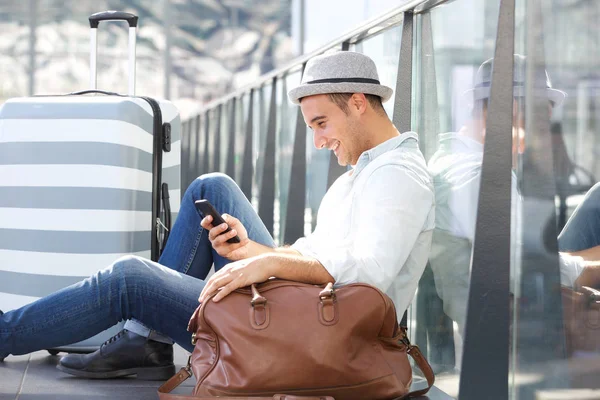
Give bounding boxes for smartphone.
[194,199,241,244]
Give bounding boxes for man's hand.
[199,255,274,304]
[200,214,251,261]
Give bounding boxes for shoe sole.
[56,364,176,380]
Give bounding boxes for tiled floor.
[0,345,454,400]
[0,345,196,400]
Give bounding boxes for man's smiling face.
[300,94,366,166]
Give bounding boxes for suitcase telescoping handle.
[88,11,138,96]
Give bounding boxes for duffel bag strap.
[405,344,435,398]
[398,326,436,398]
[157,360,334,400]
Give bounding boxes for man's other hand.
[198,255,274,304]
[200,214,250,261]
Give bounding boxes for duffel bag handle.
[249,282,335,305]
[248,283,338,328]
[250,284,267,306]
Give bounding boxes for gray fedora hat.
[288,51,393,105]
[464,54,566,106]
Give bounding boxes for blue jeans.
[0,173,275,358]
[558,182,600,252]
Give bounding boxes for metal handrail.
[195,0,450,113]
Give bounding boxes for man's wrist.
[246,241,300,258]
[259,253,278,278]
[246,241,271,258]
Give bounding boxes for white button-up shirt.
[292,132,436,316]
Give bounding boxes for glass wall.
[510,0,600,398]
[410,0,501,396]
[297,0,405,54]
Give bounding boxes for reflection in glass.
[509,1,600,396]
[412,1,500,397]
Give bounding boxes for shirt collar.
[352,131,419,175]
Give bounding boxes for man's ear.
[349,93,368,115]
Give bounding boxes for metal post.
[28,0,37,95]
[226,98,237,178]
[299,0,305,55]
[258,80,278,236]
[163,0,172,99]
[213,105,222,172]
[241,90,255,199]
[203,111,211,173]
[186,118,195,187]
[181,120,190,192]
[459,0,515,398]
[192,115,201,179]
[417,11,439,160]
[284,66,308,244]
[394,12,413,133]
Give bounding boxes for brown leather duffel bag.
[158,280,434,400]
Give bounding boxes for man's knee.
[187,172,239,200]
[109,255,151,282]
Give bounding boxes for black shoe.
[57,329,175,380]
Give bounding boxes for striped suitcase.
[0,11,181,354]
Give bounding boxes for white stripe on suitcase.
[0,120,154,152]
[0,208,151,231]
[0,121,182,169]
[163,141,181,168]
[169,189,181,212]
[0,165,153,191]
[0,249,151,276]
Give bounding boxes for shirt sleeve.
[295,164,434,293]
[448,170,481,241]
[559,253,585,288]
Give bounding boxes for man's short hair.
[327,93,387,116]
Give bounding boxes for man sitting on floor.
[0,51,435,380]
